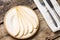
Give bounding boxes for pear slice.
[15,7,24,38]
[20,8,34,33]
[21,15,28,36]
[4,8,20,37]
[16,19,24,38]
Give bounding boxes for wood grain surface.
[0,0,60,40]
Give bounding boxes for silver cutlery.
[34,0,60,32]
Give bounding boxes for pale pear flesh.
[4,8,20,36]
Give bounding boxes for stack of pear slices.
[4,6,39,39]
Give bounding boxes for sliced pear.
[15,7,24,38]
[16,19,24,38]
[4,6,39,39]
[21,14,28,36]
[19,6,39,39]
[20,9,34,33]
[4,8,20,37]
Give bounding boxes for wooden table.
[0,0,60,40]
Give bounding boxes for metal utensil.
[34,0,60,32]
